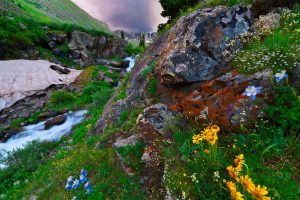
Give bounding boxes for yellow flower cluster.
[192,125,220,145]
[226,154,271,200]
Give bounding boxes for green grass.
[232,7,300,74]
[141,61,157,79]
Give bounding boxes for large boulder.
[157,6,253,86]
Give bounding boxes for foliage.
[50,91,75,105]
[141,61,157,79]
[0,141,59,196]
[159,0,198,21]
[265,85,300,133]
[139,33,146,47]
[148,78,157,96]
[125,43,145,55]
[232,8,300,74]
[116,141,145,172]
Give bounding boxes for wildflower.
[240,175,255,193]
[227,165,239,179]
[226,181,237,193]
[275,70,288,82]
[80,169,88,177]
[65,176,74,190]
[231,191,244,200]
[251,185,271,200]
[234,154,245,171]
[243,86,263,100]
[72,179,81,190]
[204,149,210,154]
[192,134,202,144]
[72,197,77,200]
[84,181,93,194]
[211,125,220,133]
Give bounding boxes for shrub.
[50,91,75,105]
[148,78,157,95]
[125,43,144,55]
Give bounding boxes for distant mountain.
[0,0,109,33]
[114,30,157,44]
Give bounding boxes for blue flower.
[84,181,93,194]
[72,197,77,200]
[72,179,81,190]
[65,176,74,190]
[80,174,87,183]
[80,169,87,177]
[275,70,288,82]
[243,86,263,100]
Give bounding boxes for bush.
[50,91,75,105]
[141,61,157,79]
[125,43,144,55]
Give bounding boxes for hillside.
[0,0,109,33]
[0,0,299,200]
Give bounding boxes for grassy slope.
[1,0,109,33]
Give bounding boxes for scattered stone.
[44,114,67,129]
[113,134,140,149]
[50,65,71,74]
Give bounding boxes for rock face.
[0,60,81,112]
[157,6,252,86]
[69,31,127,67]
[252,0,299,18]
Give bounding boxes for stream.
[0,56,136,168]
[0,110,87,168]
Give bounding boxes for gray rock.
[137,104,175,140]
[50,65,71,74]
[157,6,253,86]
[113,134,140,149]
[44,114,67,129]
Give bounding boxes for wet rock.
[48,41,56,49]
[44,114,67,129]
[47,32,67,45]
[96,58,110,65]
[50,65,71,74]
[252,0,298,18]
[157,6,253,86]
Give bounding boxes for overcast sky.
[71,0,167,32]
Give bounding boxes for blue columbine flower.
[243,86,263,100]
[275,70,288,82]
[80,169,87,177]
[80,174,87,183]
[72,179,81,190]
[84,181,93,194]
[65,176,74,190]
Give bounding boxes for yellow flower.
[211,124,220,133]
[192,134,202,144]
[227,165,239,179]
[231,191,244,200]
[204,149,210,154]
[226,181,237,193]
[251,185,271,200]
[234,154,244,166]
[240,175,255,193]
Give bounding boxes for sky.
[71,0,167,32]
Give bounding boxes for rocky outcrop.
[69,31,127,67]
[252,0,299,18]
[157,6,252,86]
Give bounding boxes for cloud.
[71,0,167,32]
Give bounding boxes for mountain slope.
[0,0,109,32]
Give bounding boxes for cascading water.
[0,110,87,168]
[125,56,136,72]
